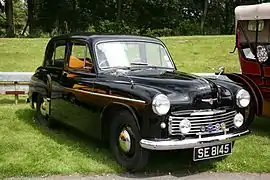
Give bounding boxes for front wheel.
[109,111,149,172]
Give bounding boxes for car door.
[56,39,102,138]
[43,39,70,123]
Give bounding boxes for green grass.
[161,36,240,72]
[0,98,270,178]
[0,36,269,178]
[0,38,48,72]
[0,97,122,178]
[0,36,239,72]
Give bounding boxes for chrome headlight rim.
[236,89,250,108]
[152,93,170,116]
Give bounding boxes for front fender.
[223,73,263,115]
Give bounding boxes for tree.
[0,1,5,21]
[116,0,122,25]
[0,1,4,13]
[200,0,208,35]
[5,0,15,37]
[27,0,34,36]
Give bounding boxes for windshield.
[95,41,174,70]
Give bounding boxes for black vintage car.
[28,33,251,171]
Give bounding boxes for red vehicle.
[224,3,270,122]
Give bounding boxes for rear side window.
[45,40,67,68]
[54,45,66,60]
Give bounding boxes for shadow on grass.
[15,107,222,177]
[15,108,121,174]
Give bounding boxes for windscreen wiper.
[101,66,131,71]
[130,62,148,66]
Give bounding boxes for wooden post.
[15,94,19,105]
[14,81,18,104]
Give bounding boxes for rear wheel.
[35,94,56,128]
[109,110,149,172]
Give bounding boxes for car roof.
[50,33,162,44]
[235,3,270,20]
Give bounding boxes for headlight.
[152,94,170,115]
[234,113,244,128]
[236,89,250,108]
[179,118,191,134]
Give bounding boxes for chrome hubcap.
[118,128,131,153]
[40,99,48,117]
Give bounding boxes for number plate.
[193,142,232,161]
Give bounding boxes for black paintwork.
[29,34,246,140]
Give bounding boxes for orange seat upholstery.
[69,55,84,68]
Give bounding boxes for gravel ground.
[7,172,270,180]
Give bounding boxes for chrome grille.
[168,109,237,136]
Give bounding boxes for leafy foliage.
[0,0,266,37]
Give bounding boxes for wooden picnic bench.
[0,72,32,104]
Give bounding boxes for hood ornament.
[201,98,218,105]
[216,66,225,79]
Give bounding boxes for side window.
[54,46,66,60]
[242,48,256,60]
[46,40,67,68]
[68,42,94,72]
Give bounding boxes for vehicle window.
[45,40,67,68]
[242,48,256,60]
[68,42,94,71]
[54,46,65,60]
[96,41,174,69]
[241,45,270,64]
[248,20,264,32]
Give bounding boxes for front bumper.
[140,130,250,150]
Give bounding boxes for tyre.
[35,93,56,128]
[109,110,149,172]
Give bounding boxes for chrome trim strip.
[171,108,231,116]
[190,109,226,116]
[169,111,236,120]
[140,130,250,150]
[171,123,234,134]
[170,116,234,126]
[66,88,146,104]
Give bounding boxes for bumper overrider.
[140,130,250,150]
